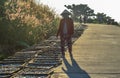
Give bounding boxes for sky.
[35,0,120,22]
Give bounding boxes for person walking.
[56,10,74,57]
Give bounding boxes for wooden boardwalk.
[52,24,120,78]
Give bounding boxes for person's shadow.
[62,53,91,78]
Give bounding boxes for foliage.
[65,4,119,25]
[95,12,119,25]
[0,0,59,56]
[65,4,95,23]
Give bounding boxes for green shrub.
[0,0,59,56]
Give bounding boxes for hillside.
[0,0,59,59]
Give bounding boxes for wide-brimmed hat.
[61,10,71,15]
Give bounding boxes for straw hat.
[61,10,71,15]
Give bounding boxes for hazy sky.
[36,0,120,22]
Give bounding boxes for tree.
[96,12,107,23]
[65,4,95,23]
[95,12,119,25]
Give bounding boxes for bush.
[0,0,59,56]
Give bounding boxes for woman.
[56,10,74,57]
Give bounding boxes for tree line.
[65,4,119,25]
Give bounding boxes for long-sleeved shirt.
[57,18,74,37]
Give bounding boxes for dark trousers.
[60,35,72,55]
